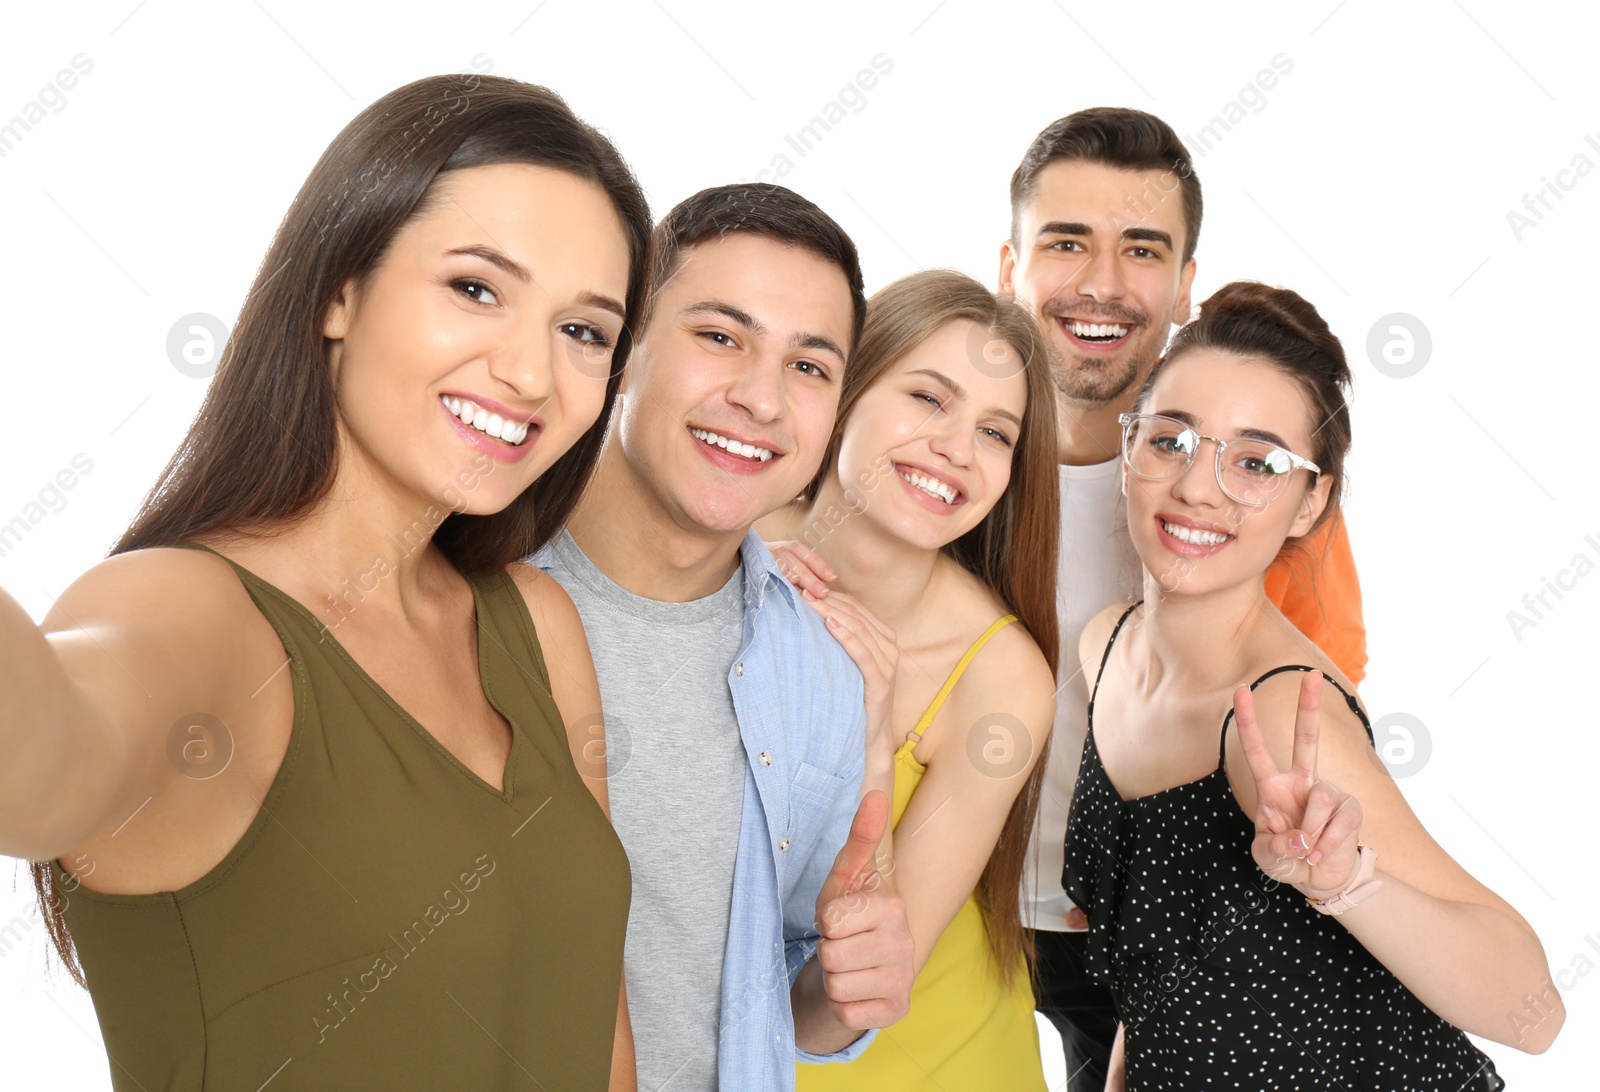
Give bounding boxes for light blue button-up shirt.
[535,530,874,1089]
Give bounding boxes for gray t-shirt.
[542,530,747,1091]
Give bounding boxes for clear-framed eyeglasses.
[1118,412,1321,507]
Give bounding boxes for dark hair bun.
[1193,282,1347,379]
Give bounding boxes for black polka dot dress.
[1063,604,1505,1090]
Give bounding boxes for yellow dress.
[797,614,1048,1090]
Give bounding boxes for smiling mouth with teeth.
[690,427,775,462]
[901,470,959,506]
[1161,519,1232,547]
[441,395,531,445]
[1062,319,1132,344]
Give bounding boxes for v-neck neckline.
[184,541,520,804]
[1083,726,1223,807]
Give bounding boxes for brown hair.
[808,269,1060,981]
[31,73,653,987]
[1010,106,1203,265]
[1136,280,1354,538]
[644,182,867,351]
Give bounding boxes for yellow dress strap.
[905,614,1019,747]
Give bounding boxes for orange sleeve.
[1263,509,1367,685]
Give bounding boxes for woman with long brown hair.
[761,268,1060,1087]
[0,74,650,1090]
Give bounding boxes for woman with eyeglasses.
[1063,281,1562,1090]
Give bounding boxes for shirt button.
[735,661,744,676]
[758,751,772,766]
[779,837,791,851]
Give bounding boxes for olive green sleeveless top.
[52,542,630,1090]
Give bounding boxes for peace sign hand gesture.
[1234,671,1367,901]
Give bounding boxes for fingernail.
[826,616,839,629]
[1291,833,1309,855]
[1306,849,1323,866]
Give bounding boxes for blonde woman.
[766,269,1060,1088]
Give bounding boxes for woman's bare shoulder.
[43,543,264,644]
[1078,600,1141,689]
[933,571,1056,730]
[1246,608,1364,720]
[504,559,582,631]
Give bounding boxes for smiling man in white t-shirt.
[998,106,1367,1091]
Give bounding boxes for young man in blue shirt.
[538,183,913,1091]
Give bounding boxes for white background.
[1,1,1594,1087]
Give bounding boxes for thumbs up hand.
[810,789,914,1031]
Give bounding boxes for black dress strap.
[1087,601,1143,715]
[1217,664,1372,764]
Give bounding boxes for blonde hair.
[811,268,1060,980]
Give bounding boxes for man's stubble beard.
[1051,350,1142,405]
[1037,302,1165,407]
[1047,325,1168,407]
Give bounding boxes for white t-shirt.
[1022,458,1143,932]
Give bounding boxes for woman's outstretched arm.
[1,549,257,862]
